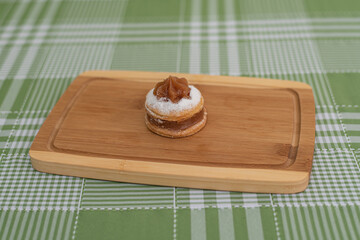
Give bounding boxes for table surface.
[1,0,360,239]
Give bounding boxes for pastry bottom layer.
[145,108,207,138]
[147,108,204,131]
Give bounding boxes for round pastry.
[145,76,207,138]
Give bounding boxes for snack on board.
[145,76,207,138]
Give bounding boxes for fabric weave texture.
[1,0,360,239]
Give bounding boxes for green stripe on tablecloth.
[76,209,173,240]
[0,79,33,111]
[327,73,360,148]
[0,3,13,25]
[327,73,360,106]
[304,0,360,16]
[176,208,191,240]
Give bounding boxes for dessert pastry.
[145,76,207,138]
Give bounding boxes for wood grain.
[30,70,316,193]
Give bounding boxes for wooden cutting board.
[30,71,315,193]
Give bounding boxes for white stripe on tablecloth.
[0,47,22,80]
[324,207,341,239]
[48,211,59,240]
[280,208,292,240]
[13,46,40,79]
[189,0,202,74]
[0,117,46,126]
[0,0,47,110]
[1,211,13,239]
[218,208,235,240]
[0,48,39,110]
[349,136,360,143]
[31,211,44,240]
[309,207,328,240]
[39,211,52,240]
[3,17,360,32]
[294,207,307,240]
[190,190,206,240]
[342,112,360,119]
[1,25,360,40]
[338,207,356,239]
[345,124,360,131]
[16,211,30,240]
[287,207,300,240]
[216,191,235,240]
[64,211,75,240]
[302,207,318,240]
[57,212,68,240]
[349,205,360,235]
[315,136,348,143]
[336,207,353,238]
[3,32,360,46]
[316,124,342,132]
[191,209,207,240]
[208,0,220,75]
[224,0,240,75]
[8,211,21,240]
[24,211,37,240]
[245,208,264,240]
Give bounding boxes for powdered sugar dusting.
[145,85,201,115]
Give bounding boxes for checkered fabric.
[1,0,360,239]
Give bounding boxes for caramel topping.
[153,76,191,103]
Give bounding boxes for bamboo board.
[30,71,315,193]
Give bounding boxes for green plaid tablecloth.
[1,0,360,239]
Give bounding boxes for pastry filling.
[147,108,205,131]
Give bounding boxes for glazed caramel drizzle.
[153,76,191,103]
